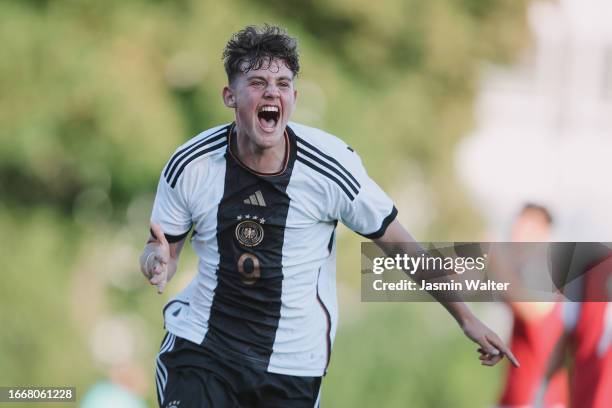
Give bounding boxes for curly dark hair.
[223,25,300,83]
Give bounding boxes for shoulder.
[162,123,231,188]
[173,123,230,153]
[288,122,363,200]
[289,122,362,171]
[289,122,355,154]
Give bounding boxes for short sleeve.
[150,171,192,242]
[335,152,397,239]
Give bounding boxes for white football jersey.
[151,121,396,376]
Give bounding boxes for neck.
[234,127,287,174]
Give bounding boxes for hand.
[142,223,170,294]
[461,315,519,367]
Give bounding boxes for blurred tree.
[1,0,527,228]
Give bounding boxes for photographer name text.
[372,279,510,292]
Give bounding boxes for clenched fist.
[140,223,170,294]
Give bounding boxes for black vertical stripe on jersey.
[203,128,298,367]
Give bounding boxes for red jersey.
[566,256,612,408]
[499,303,568,407]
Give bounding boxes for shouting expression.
[223,58,297,150]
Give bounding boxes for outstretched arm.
[373,219,519,367]
[139,222,187,294]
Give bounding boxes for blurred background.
[1,0,609,407]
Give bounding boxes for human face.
[223,58,297,150]
[511,210,551,242]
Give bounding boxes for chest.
[190,157,326,241]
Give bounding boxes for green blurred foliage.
[325,303,503,408]
[0,0,527,406]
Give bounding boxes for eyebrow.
[247,75,293,82]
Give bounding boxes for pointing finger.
[488,335,520,368]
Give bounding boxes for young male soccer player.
[140,25,518,408]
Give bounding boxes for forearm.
[439,301,476,327]
[373,220,518,366]
[377,240,466,307]
[374,222,471,325]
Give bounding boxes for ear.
[223,86,236,108]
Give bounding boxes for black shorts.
[155,333,322,408]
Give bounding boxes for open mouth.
[257,105,280,131]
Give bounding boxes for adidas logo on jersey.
[244,190,267,207]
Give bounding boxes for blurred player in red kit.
[545,242,612,408]
[498,204,568,408]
